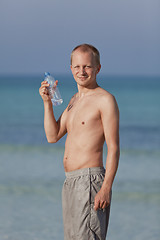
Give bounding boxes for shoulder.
[96,88,119,115]
[69,93,77,104]
[63,93,77,113]
[96,87,117,105]
[65,93,76,109]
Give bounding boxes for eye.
[74,65,79,69]
[85,65,91,68]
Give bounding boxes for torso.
[63,87,108,172]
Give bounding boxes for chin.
[78,81,91,88]
[76,76,90,83]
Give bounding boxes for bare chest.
[66,97,101,131]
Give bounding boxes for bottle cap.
[44,72,50,77]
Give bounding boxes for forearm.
[44,101,59,143]
[94,147,120,210]
[102,146,120,191]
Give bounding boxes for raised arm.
[94,93,120,210]
[39,80,67,143]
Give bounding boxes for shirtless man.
[39,44,120,240]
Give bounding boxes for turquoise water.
[0,74,160,239]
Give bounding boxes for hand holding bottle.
[39,72,63,106]
[39,80,55,103]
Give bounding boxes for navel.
[81,121,85,125]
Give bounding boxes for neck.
[77,82,99,97]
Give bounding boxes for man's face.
[71,50,101,88]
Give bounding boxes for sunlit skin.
[39,49,120,210]
[70,50,101,91]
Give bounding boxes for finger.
[39,88,44,94]
[40,92,50,100]
[43,89,49,95]
[39,85,49,93]
[99,200,104,209]
[41,83,50,88]
[42,89,46,95]
[101,201,107,209]
[94,200,100,211]
[39,88,48,96]
[41,80,48,85]
[53,80,58,88]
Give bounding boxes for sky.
[0,0,160,76]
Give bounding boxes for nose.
[79,66,86,74]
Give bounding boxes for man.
[39,44,120,240]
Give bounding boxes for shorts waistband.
[65,167,105,178]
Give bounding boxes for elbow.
[113,146,120,160]
[115,145,120,159]
[47,136,58,143]
[117,147,120,160]
[115,144,120,155]
[108,144,120,159]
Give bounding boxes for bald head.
[71,44,100,67]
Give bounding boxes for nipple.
[81,121,85,125]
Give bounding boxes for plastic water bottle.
[44,72,63,106]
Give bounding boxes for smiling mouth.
[78,76,88,80]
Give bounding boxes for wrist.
[101,181,112,192]
[43,99,52,106]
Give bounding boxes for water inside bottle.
[49,86,63,106]
[51,98,63,106]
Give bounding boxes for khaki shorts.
[62,167,111,240]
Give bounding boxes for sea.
[0,74,160,240]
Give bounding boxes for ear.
[70,65,73,74]
[97,64,101,74]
